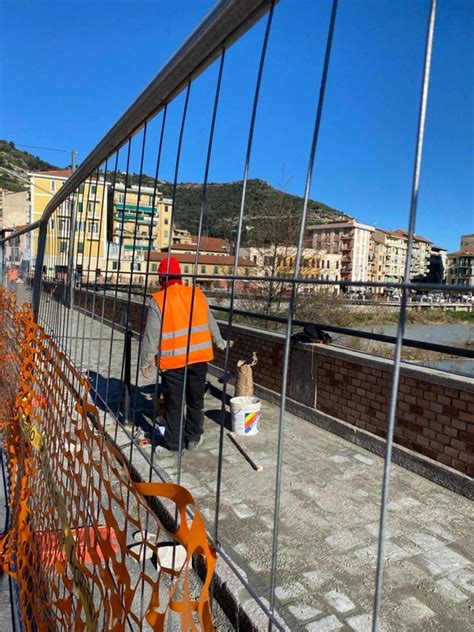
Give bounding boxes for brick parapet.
[215,320,474,478]
[54,287,474,478]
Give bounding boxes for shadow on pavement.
[88,371,162,440]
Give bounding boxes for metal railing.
[0,0,472,630]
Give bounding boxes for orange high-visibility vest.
[152,284,214,370]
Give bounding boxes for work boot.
[186,436,203,451]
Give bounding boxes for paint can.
[230,396,261,436]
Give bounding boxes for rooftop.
[148,251,255,266]
[392,230,432,243]
[32,169,73,178]
[447,248,474,257]
[166,237,230,254]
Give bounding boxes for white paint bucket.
[230,396,261,436]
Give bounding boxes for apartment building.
[370,230,408,285]
[1,189,30,273]
[308,220,374,283]
[460,234,474,250]
[446,240,474,286]
[29,169,109,278]
[1,189,29,229]
[241,245,341,294]
[112,183,172,252]
[392,230,432,280]
[27,171,177,283]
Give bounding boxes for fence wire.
[0,1,472,631]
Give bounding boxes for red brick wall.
[316,353,473,477]
[213,324,284,393]
[213,322,473,477]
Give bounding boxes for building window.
[132,262,141,271]
[112,261,119,271]
[91,185,97,196]
[164,219,169,225]
[88,201,96,214]
[165,206,169,213]
[77,242,84,254]
[89,221,98,236]
[78,202,83,213]
[118,193,125,203]
[50,219,55,230]
[214,266,218,274]
[151,263,157,272]
[184,265,189,273]
[51,180,56,192]
[201,265,206,273]
[149,195,154,205]
[59,240,67,253]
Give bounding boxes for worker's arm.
[140,298,162,372]
[207,304,228,350]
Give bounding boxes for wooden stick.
[226,432,263,471]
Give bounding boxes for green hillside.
[0,140,61,192]
[120,175,350,241]
[1,141,351,240]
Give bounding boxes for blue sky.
[1,0,472,251]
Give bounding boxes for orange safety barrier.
[0,290,217,631]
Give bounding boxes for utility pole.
[71,149,77,173]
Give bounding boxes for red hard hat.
[158,256,182,276]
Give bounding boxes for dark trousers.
[161,362,207,451]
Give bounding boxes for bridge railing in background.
[0,0,472,630]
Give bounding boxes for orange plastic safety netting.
[0,290,217,631]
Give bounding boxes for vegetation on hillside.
[115,174,350,241]
[0,140,61,192]
[2,140,349,239]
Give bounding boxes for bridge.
[0,1,473,631]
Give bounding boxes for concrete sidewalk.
[135,375,473,631]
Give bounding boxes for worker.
[140,257,229,453]
[6,265,19,292]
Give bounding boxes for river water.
[337,323,474,378]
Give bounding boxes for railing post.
[123,325,133,424]
[0,231,4,288]
[67,195,76,309]
[32,220,48,321]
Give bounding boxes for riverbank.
[347,308,474,326]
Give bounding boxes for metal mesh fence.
[0,1,472,630]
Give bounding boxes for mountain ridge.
[0,140,351,240]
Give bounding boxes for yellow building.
[29,169,108,280]
[29,172,173,284]
[109,183,173,284]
